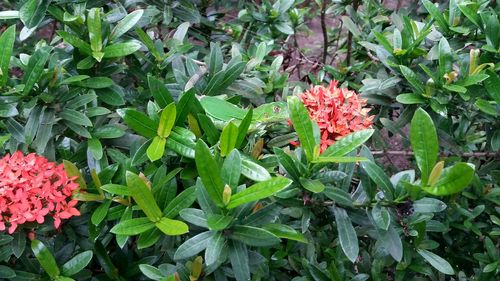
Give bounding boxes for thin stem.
[320,0,328,64]
[371,150,500,158]
[345,0,360,67]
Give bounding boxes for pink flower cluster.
[298,81,374,152]
[0,152,80,234]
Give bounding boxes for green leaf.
[378,225,403,262]
[61,251,93,277]
[126,171,163,222]
[235,108,252,148]
[0,265,15,279]
[110,217,156,235]
[263,223,308,243]
[413,198,447,213]
[0,25,15,87]
[399,65,424,94]
[163,185,197,218]
[321,129,374,157]
[228,241,250,281]
[341,16,361,38]
[372,205,390,230]
[0,104,18,118]
[360,161,394,201]
[240,156,272,182]
[88,138,103,160]
[123,109,158,138]
[87,8,103,58]
[103,41,142,58]
[205,231,226,267]
[273,147,301,181]
[198,114,220,145]
[200,96,247,121]
[203,70,226,96]
[166,130,196,158]
[438,37,452,75]
[474,99,498,116]
[221,149,241,188]
[207,214,233,230]
[396,93,426,104]
[195,140,224,207]
[287,96,318,161]
[417,249,454,275]
[157,103,176,138]
[323,186,353,207]
[333,207,359,263]
[220,122,238,157]
[57,31,92,55]
[175,88,196,126]
[311,156,368,163]
[299,178,325,193]
[422,0,449,33]
[138,264,164,280]
[22,46,52,95]
[207,42,223,76]
[31,239,60,278]
[78,77,113,89]
[174,231,212,260]
[20,0,51,28]
[91,200,111,225]
[109,10,144,41]
[100,184,130,196]
[92,124,124,139]
[60,109,92,127]
[231,225,281,246]
[0,11,19,20]
[63,160,87,190]
[155,217,189,236]
[135,27,162,60]
[410,108,438,185]
[148,75,173,108]
[226,177,292,209]
[422,162,475,196]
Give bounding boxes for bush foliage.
[0,0,498,280]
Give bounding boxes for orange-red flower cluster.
[0,152,80,234]
[298,81,373,152]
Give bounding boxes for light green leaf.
[87,8,102,59]
[220,122,238,157]
[157,103,176,138]
[423,162,475,196]
[155,217,189,236]
[126,171,163,222]
[299,178,325,193]
[110,217,155,235]
[226,177,292,209]
[147,136,166,162]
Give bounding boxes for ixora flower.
[297,81,374,152]
[0,151,80,234]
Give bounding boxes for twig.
[345,0,360,67]
[371,150,500,158]
[320,0,328,64]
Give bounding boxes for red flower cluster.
[298,81,373,152]
[0,152,80,234]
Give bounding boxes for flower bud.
[223,184,232,206]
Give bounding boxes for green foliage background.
[0,0,498,280]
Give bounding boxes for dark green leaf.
[126,171,163,222]
[410,108,438,184]
[227,177,292,209]
[287,96,318,161]
[20,0,51,28]
[61,251,93,277]
[231,225,281,246]
[417,249,454,275]
[195,140,224,207]
[109,10,144,41]
[333,207,359,263]
[0,25,16,87]
[360,161,394,201]
[174,231,212,260]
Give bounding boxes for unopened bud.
[223,184,232,206]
